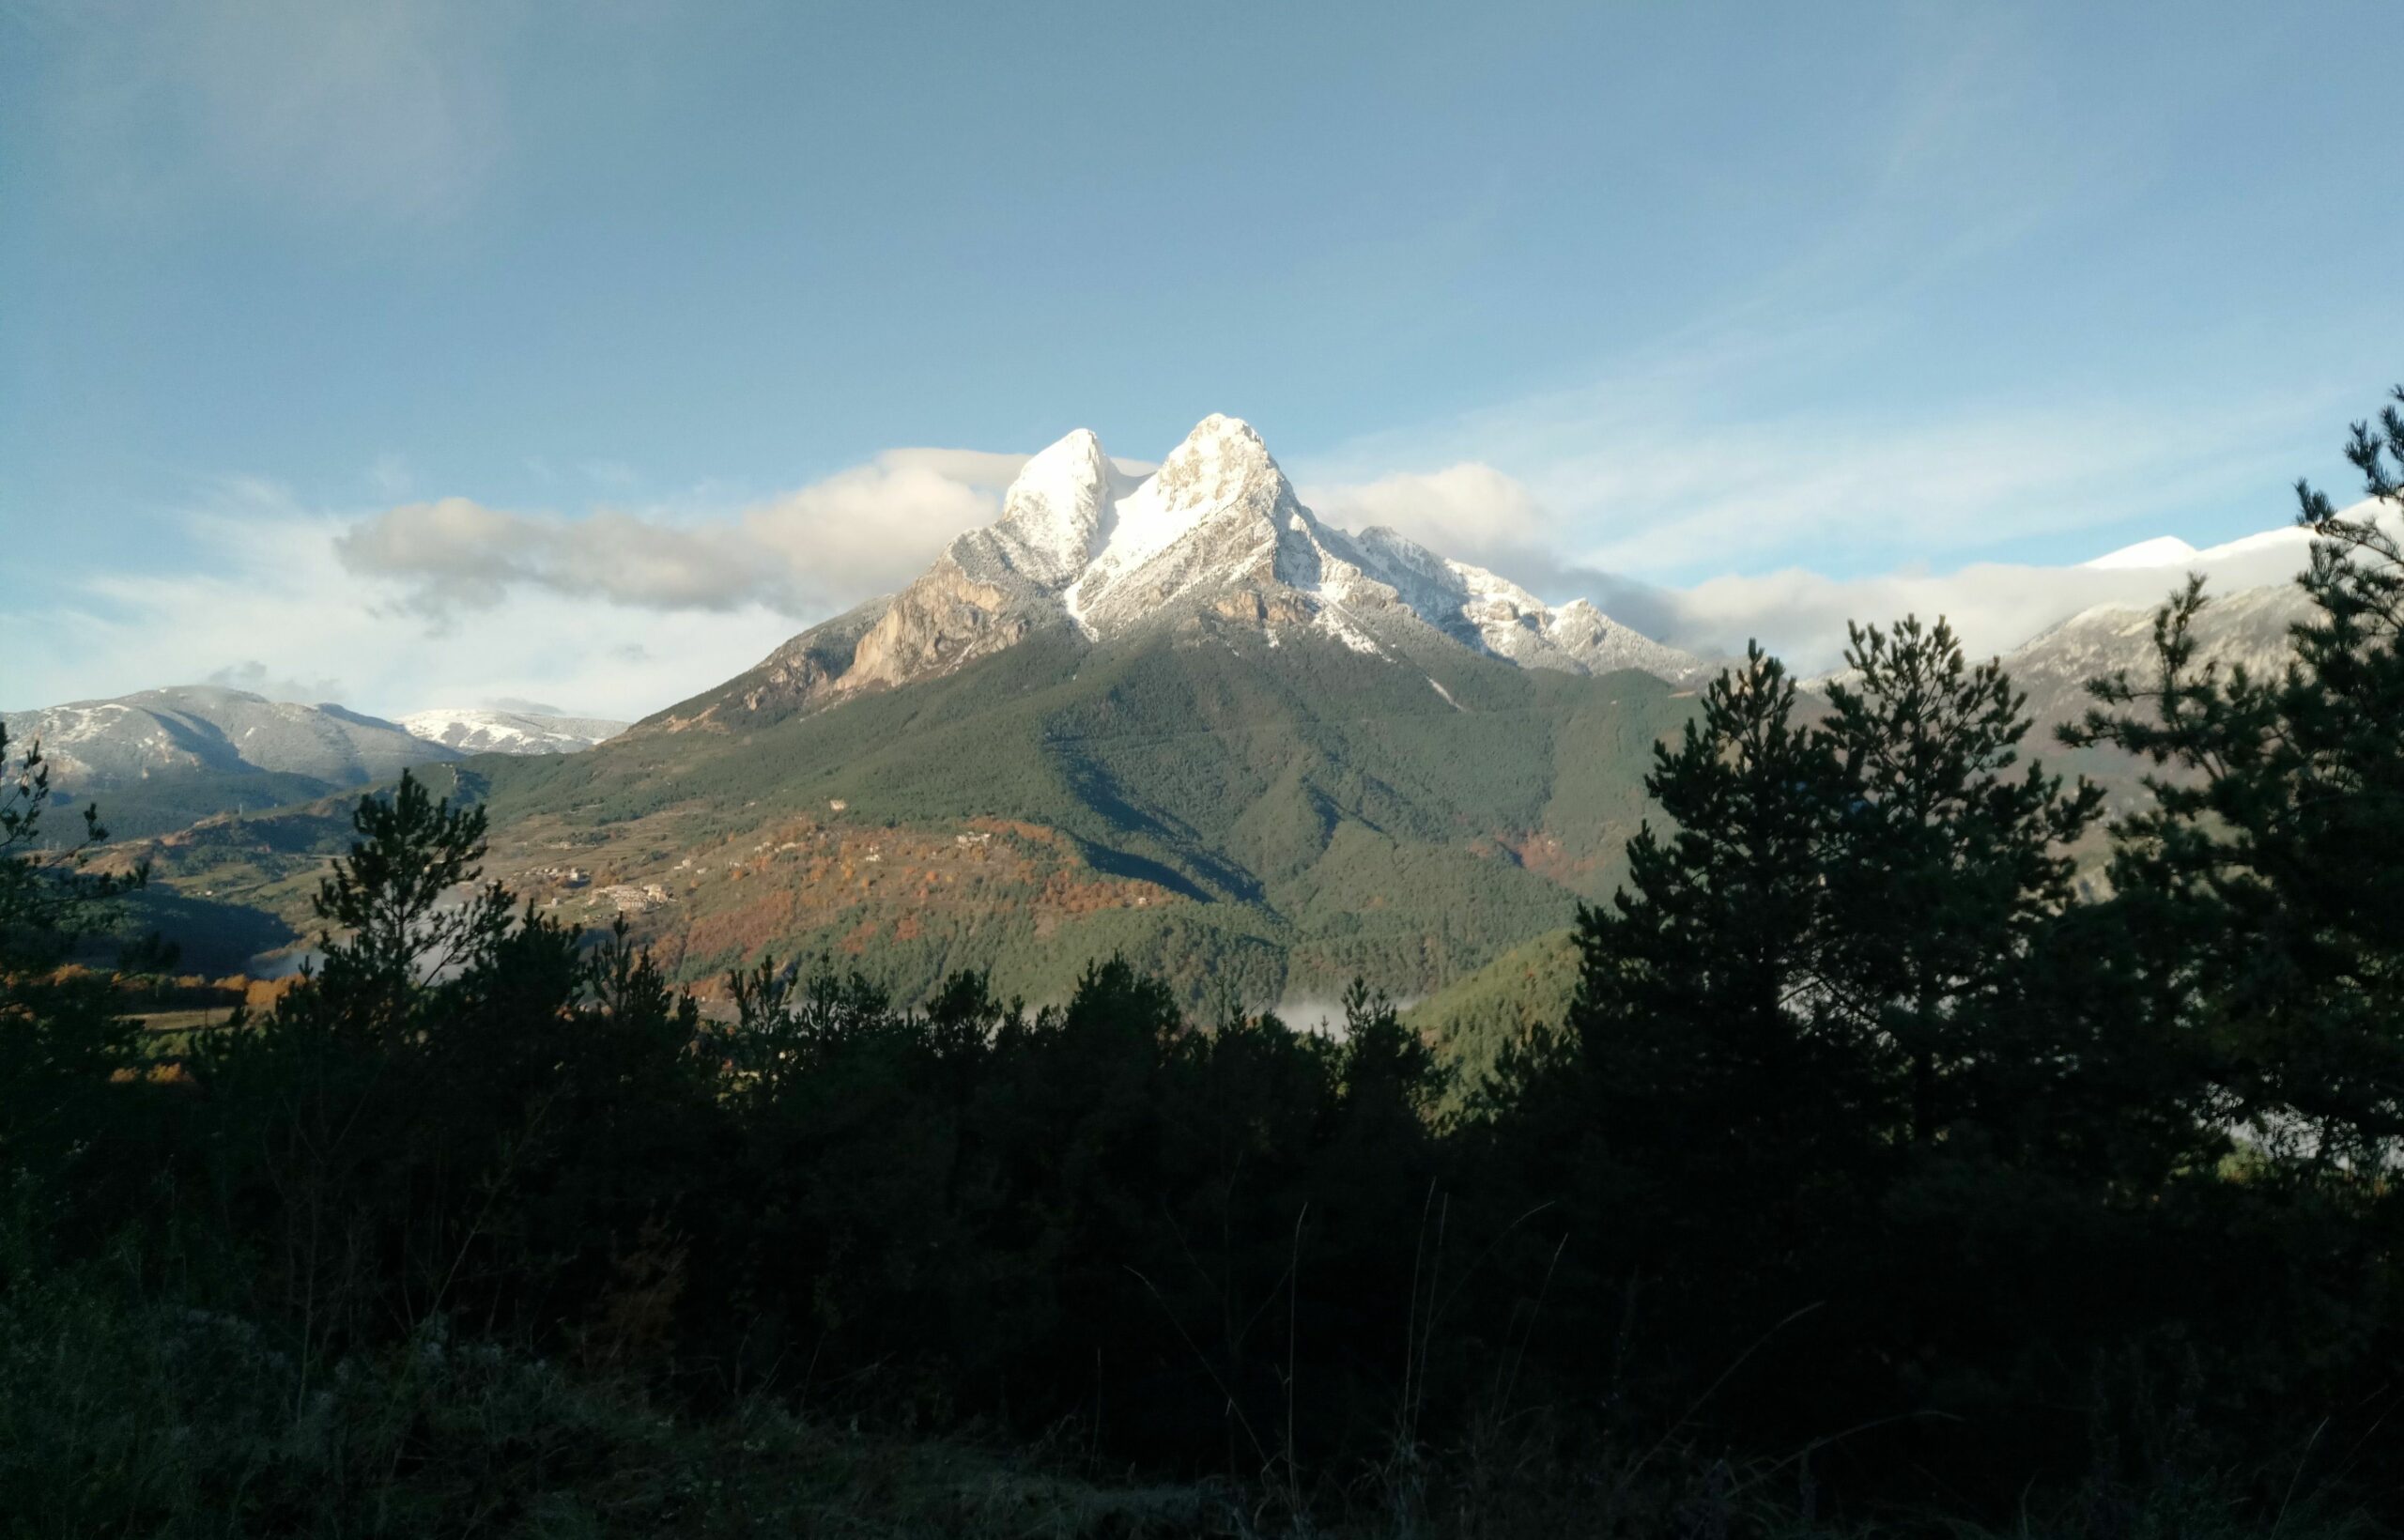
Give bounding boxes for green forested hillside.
[60,767,366,841]
[491,622,1694,1005]
[1402,925,1581,1102]
[116,623,1696,1006]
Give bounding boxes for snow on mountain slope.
[1053,415,1706,676]
[1062,415,1302,634]
[953,427,1127,591]
[399,709,628,756]
[649,415,1710,732]
[1345,527,1704,680]
[2085,535,2201,570]
[2079,505,2404,578]
[6,686,455,789]
[2002,582,2313,747]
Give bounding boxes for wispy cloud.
[1307,454,2355,677]
[334,448,1032,617]
[1293,8,2349,595]
[3,489,801,722]
[203,660,348,705]
[26,0,510,223]
[365,453,414,500]
[1299,306,2330,590]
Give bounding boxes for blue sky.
[3,0,2397,716]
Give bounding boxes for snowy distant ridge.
[2085,535,2201,570]
[4,686,455,790]
[1,687,627,793]
[398,708,627,756]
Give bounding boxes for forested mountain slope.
[107,622,1695,1006]
[481,621,1696,1005]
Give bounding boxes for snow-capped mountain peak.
[651,415,1711,732]
[975,428,1117,587]
[1148,414,1288,516]
[1063,416,1308,638]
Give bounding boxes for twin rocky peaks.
[652,415,1703,732]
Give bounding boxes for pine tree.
[1817,616,2104,1146]
[1575,621,2105,1170]
[0,720,147,1206]
[1571,643,1870,1195]
[308,768,513,1024]
[2067,385,2404,1171]
[0,720,144,962]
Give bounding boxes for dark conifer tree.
[1569,643,1871,1240]
[2068,385,2404,1173]
[1817,616,2104,1146]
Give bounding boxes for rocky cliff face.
[846,562,1038,692]
[641,414,1712,734]
[640,598,892,732]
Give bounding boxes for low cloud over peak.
[335,451,1018,617]
[201,660,348,706]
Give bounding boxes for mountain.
[2,687,624,842]
[399,708,627,756]
[6,685,448,790]
[121,630,1694,1007]
[112,417,1712,1006]
[2083,534,2202,570]
[1403,926,1582,1105]
[645,416,1707,734]
[0,686,461,839]
[2003,580,2311,754]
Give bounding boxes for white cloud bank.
[333,449,1054,617]
[1305,460,2365,672]
[3,497,803,724]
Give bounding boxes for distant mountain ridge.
[2002,581,2314,754]
[5,685,454,790]
[1,686,626,840]
[398,708,627,756]
[5,687,629,789]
